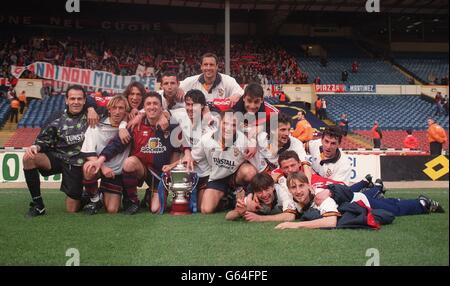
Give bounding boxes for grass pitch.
[0,188,448,266]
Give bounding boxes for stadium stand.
[353,130,449,152]
[339,135,371,150]
[394,53,449,84]
[299,57,409,84]
[18,95,65,128]
[0,97,11,128]
[3,127,41,148]
[282,37,410,85]
[324,94,449,151]
[0,23,447,151]
[0,35,305,85]
[324,94,449,130]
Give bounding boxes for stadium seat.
[0,98,11,128]
[281,36,410,85]
[18,95,66,128]
[353,129,449,152]
[3,128,42,148]
[325,94,449,130]
[394,53,449,84]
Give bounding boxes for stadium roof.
[86,0,449,15]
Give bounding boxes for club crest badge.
[141,137,167,154]
[218,88,224,98]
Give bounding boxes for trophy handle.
[161,173,171,192]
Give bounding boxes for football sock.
[122,171,139,205]
[24,168,44,208]
[83,179,99,201]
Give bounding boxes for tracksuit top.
[35,109,89,166]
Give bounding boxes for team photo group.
[22,52,445,230]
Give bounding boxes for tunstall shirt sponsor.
[35,111,89,166]
[65,134,84,145]
[191,131,248,181]
[212,157,237,170]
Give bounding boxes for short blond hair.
[107,95,130,112]
[286,172,309,189]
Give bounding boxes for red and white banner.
[11,61,156,91]
[10,66,27,79]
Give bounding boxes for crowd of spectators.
[1,34,306,85]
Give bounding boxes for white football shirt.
[81,118,131,175]
[179,73,244,102]
[308,139,352,184]
[191,130,248,181]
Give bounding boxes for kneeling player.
[87,92,193,215]
[82,95,130,214]
[23,85,91,217]
[192,111,257,214]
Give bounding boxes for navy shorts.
[206,174,235,194]
[197,176,209,191]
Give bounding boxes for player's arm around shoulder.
[179,74,198,93]
[99,130,132,162]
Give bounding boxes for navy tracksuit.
[360,186,426,216]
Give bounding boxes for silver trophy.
[162,163,198,215]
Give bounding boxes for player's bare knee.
[201,204,216,214]
[122,160,134,172]
[66,205,79,213]
[106,205,119,214]
[22,156,36,169]
[150,201,160,213]
[123,157,140,173]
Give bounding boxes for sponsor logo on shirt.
[141,137,167,154]
[65,134,84,145]
[218,88,224,98]
[213,158,236,170]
